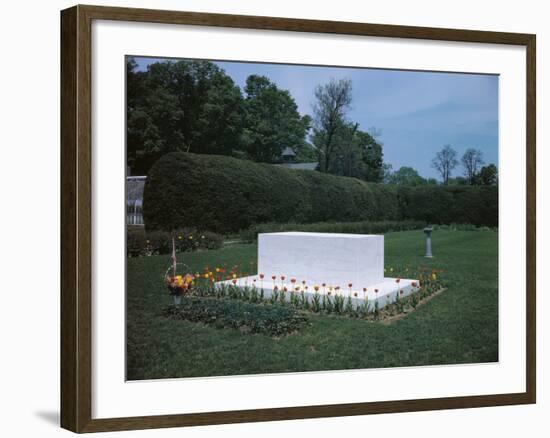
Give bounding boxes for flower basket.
[164,262,194,306]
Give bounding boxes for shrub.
[172,228,222,252]
[238,220,426,242]
[143,153,498,233]
[162,297,308,337]
[126,226,223,257]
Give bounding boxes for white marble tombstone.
[258,232,384,287]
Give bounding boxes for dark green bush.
[238,220,426,242]
[143,153,498,233]
[126,226,223,257]
[162,297,308,337]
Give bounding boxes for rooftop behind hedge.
[143,152,497,233]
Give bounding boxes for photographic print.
[125,56,499,381]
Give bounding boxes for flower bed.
[170,264,446,322]
[127,226,223,257]
[162,297,309,337]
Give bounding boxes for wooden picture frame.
[61,4,536,433]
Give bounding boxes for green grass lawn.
[126,230,498,380]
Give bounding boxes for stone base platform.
[216,276,420,311]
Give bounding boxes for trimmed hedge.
[144,153,400,233]
[143,152,498,233]
[397,185,498,227]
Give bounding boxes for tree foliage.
[241,75,311,162]
[127,58,245,174]
[474,164,498,186]
[387,166,428,186]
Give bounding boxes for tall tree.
[126,59,244,174]
[461,148,485,185]
[312,78,353,173]
[332,122,359,177]
[242,75,311,162]
[323,123,385,182]
[359,130,385,182]
[431,144,458,185]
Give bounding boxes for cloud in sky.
[134,57,498,180]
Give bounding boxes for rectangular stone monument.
[217,231,419,310]
[258,232,384,288]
